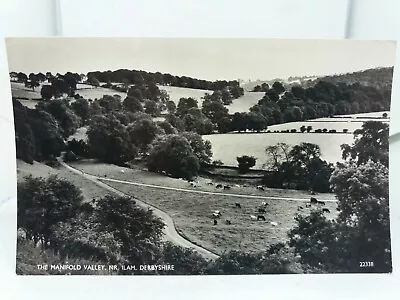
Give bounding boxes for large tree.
[147,134,200,180]
[18,175,84,245]
[341,121,389,166]
[87,114,137,165]
[176,97,198,116]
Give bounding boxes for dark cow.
[258,208,266,213]
[310,197,318,204]
[257,215,266,221]
[213,219,218,225]
[223,185,231,190]
[225,220,231,225]
[235,203,241,208]
[305,203,311,208]
[317,201,326,206]
[298,206,304,210]
[322,208,330,213]
[216,184,223,189]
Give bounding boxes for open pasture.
[17,159,113,202]
[106,179,337,254]
[68,160,336,201]
[226,92,264,113]
[204,132,354,168]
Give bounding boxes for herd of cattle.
[186,180,332,227]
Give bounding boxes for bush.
[322,128,328,133]
[212,160,224,166]
[237,155,257,174]
[315,129,322,133]
[328,129,336,133]
[343,129,349,133]
[290,129,297,133]
[63,150,79,162]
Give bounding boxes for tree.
[341,121,389,166]
[25,79,40,91]
[94,195,165,265]
[97,95,122,113]
[166,101,176,114]
[123,96,143,113]
[128,118,161,153]
[176,97,198,116]
[181,132,212,165]
[17,72,28,83]
[18,175,84,245]
[289,160,390,273]
[71,98,90,125]
[16,123,36,164]
[272,81,285,94]
[127,87,144,101]
[144,99,161,116]
[300,125,306,133]
[202,98,229,126]
[87,75,100,87]
[263,143,290,171]
[37,99,81,138]
[40,85,55,100]
[246,112,267,132]
[87,114,137,165]
[236,155,257,174]
[231,112,247,132]
[306,125,312,133]
[147,135,200,180]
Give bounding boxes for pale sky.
[5,38,397,81]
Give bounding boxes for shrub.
[322,128,328,133]
[212,160,224,166]
[290,129,297,133]
[343,129,349,133]
[315,129,322,133]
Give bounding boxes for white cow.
[250,215,257,221]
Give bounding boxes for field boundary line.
[99,177,338,202]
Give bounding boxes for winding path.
[60,161,220,260]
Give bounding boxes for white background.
[1,1,400,299]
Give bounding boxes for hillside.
[243,67,394,91]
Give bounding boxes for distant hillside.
[307,67,394,90]
[243,67,394,92]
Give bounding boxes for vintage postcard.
[6,38,395,275]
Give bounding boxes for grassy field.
[67,160,337,254]
[204,132,354,168]
[17,160,115,202]
[227,92,264,113]
[75,85,127,100]
[105,179,337,255]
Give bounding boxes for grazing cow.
[256,185,265,191]
[213,219,218,225]
[212,213,221,219]
[225,220,231,225]
[235,203,241,208]
[216,184,223,189]
[298,206,304,210]
[120,169,125,173]
[310,197,318,204]
[223,185,231,190]
[270,221,278,226]
[305,203,311,208]
[250,215,257,221]
[261,201,269,206]
[322,208,330,213]
[317,201,326,206]
[214,210,222,217]
[257,215,266,221]
[234,184,241,188]
[258,208,266,213]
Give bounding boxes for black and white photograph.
[6,37,395,275]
